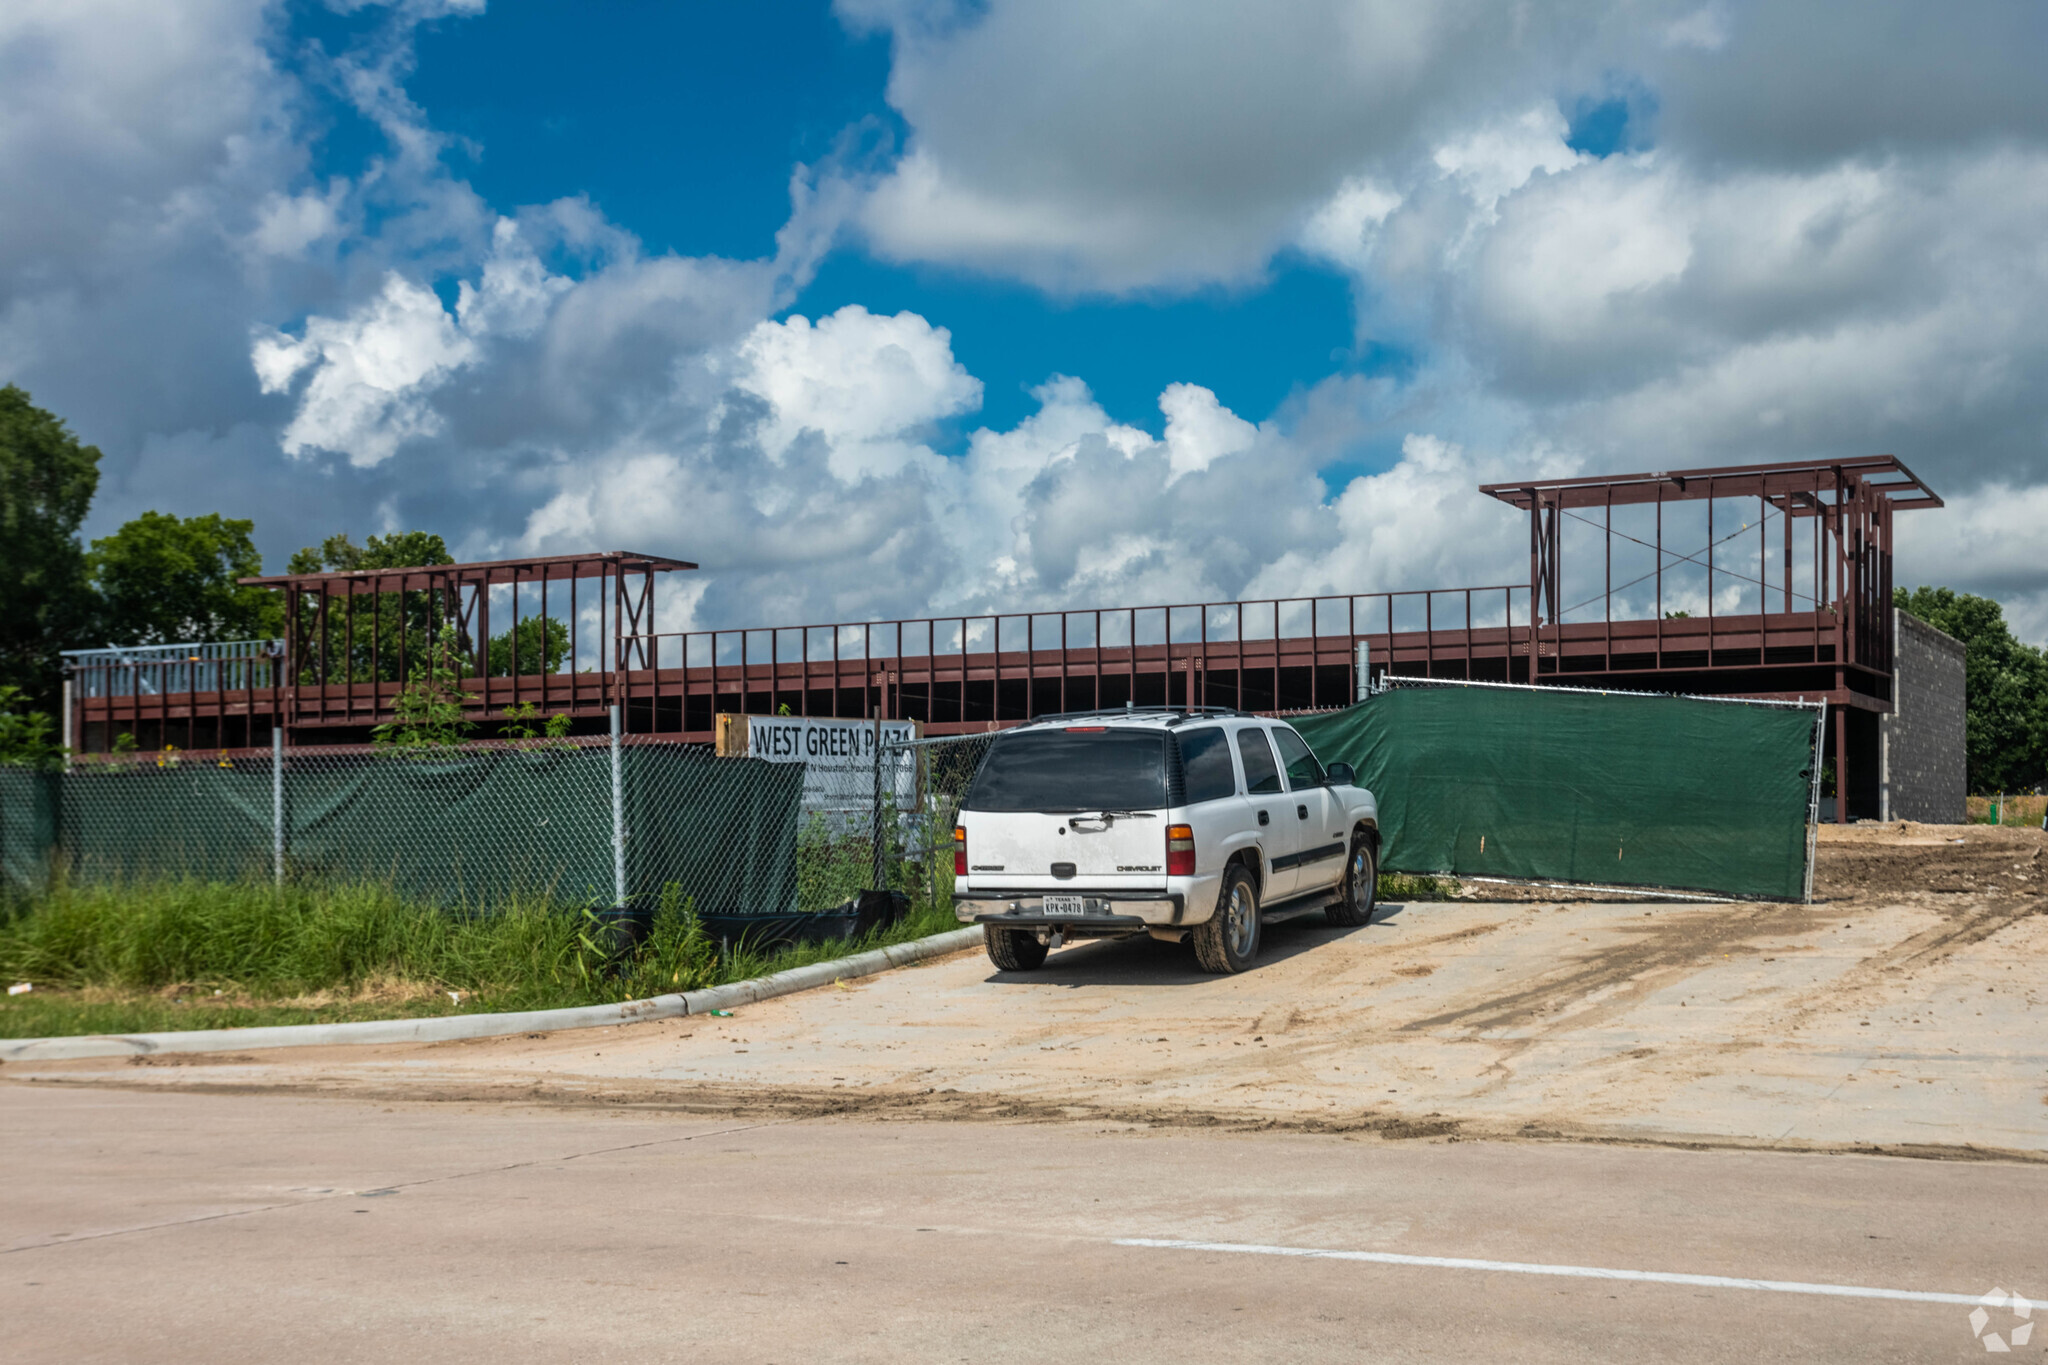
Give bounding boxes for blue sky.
[3,0,2047,641]
[337,0,1370,440]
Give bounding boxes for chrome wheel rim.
[1349,847,1371,908]
[1226,883,1256,957]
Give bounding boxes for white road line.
[1114,1238,2000,1307]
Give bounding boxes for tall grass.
[1,866,1454,1038]
[0,876,960,1038]
[1965,793,2046,827]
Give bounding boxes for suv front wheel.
[1192,863,1261,974]
[1325,830,1377,927]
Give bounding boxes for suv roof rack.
[1027,705,1249,726]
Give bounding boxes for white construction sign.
[723,715,919,822]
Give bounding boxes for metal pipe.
[871,705,884,891]
[610,704,626,907]
[271,726,284,886]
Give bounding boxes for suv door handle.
[1297,804,1309,819]
[1257,809,1270,826]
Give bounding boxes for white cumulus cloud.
[253,272,476,468]
[6,0,2048,657]
[731,305,982,479]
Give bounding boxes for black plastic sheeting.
[696,889,910,953]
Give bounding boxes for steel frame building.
[63,458,1941,821]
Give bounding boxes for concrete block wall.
[1881,609,1966,823]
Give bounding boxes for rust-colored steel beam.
[239,550,696,592]
[67,458,1940,756]
[1479,455,1942,512]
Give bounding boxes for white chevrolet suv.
[951,707,1380,974]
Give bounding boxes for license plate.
[1041,895,1086,916]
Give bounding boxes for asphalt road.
[3,1083,2040,1363]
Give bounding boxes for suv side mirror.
[1325,761,1355,786]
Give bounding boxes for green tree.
[486,614,570,677]
[87,512,283,647]
[286,531,455,577]
[0,385,101,707]
[0,684,65,769]
[1894,586,2048,793]
[287,531,458,684]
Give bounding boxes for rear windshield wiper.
[1070,810,1158,826]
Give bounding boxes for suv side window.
[1235,726,1283,794]
[1178,726,1238,804]
[1272,726,1325,789]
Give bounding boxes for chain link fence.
[0,767,56,899]
[874,730,1002,914]
[0,724,1009,943]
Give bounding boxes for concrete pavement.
[20,886,2043,1157]
[2,1083,2041,1363]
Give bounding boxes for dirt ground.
[9,822,2045,1159]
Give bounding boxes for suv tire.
[1192,864,1261,974]
[985,925,1050,972]
[1325,830,1378,927]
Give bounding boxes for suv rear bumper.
[954,889,1186,935]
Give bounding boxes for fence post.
[610,704,626,909]
[871,713,884,892]
[271,727,283,886]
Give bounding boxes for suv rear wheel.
[1192,864,1261,974]
[984,924,1050,972]
[1325,830,1377,927]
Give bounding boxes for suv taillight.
[954,825,967,876]
[1166,824,1195,876]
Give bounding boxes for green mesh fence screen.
[282,745,804,911]
[626,747,803,914]
[3,742,807,914]
[281,747,617,908]
[1293,683,1823,900]
[60,757,275,885]
[0,768,56,900]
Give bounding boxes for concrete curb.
[678,927,984,1015]
[0,926,987,1062]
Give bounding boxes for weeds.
[371,625,473,749]
[1377,872,1460,901]
[1965,793,2046,827]
[0,873,960,1038]
[498,701,574,745]
[0,865,1449,1039]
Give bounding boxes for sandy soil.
[10,822,2045,1159]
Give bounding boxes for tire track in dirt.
[1396,903,1821,1036]
[1863,896,2047,972]
[1765,895,2048,1032]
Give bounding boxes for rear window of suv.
[964,729,1168,812]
